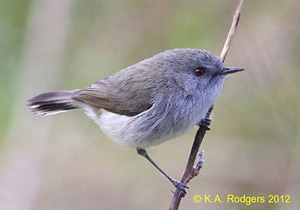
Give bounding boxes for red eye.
[194,68,206,76]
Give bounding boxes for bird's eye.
[194,67,206,76]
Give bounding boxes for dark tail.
[27,90,82,116]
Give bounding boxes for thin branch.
[169,108,212,210]
[168,0,244,209]
[220,0,244,62]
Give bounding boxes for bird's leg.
[137,148,188,195]
[197,105,213,130]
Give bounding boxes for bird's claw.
[199,117,211,130]
[171,179,189,196]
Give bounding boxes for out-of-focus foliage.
[0,0,30,141]
[0,1,299,210]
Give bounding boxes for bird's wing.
[72,77,153,117]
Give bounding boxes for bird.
[27,48,244,194]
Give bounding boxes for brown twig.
[168,1,244,209]
[220,0,244,62]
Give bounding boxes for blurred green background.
[0,0,299,210]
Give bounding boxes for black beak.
[221,67,245,75]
